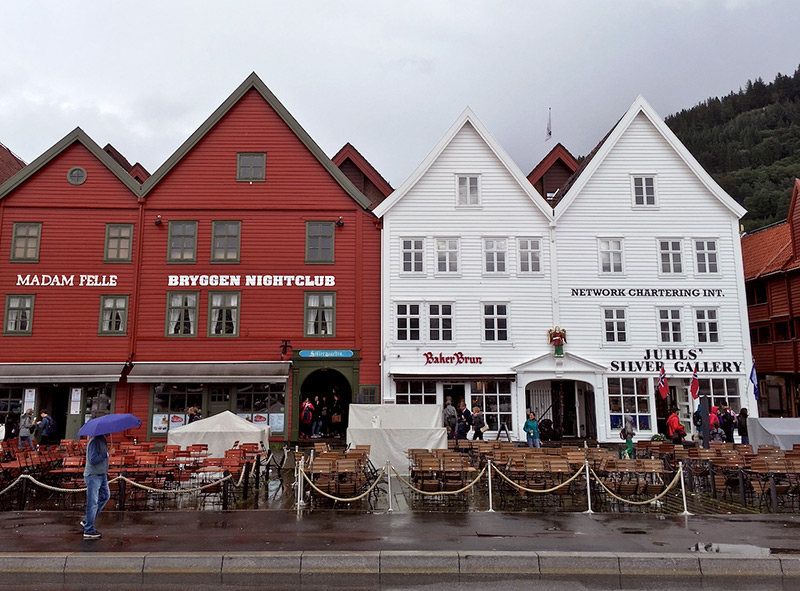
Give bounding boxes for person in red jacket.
[666,406,686,444]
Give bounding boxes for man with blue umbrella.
[78,413,141,540]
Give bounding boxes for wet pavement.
[2,509,799,555]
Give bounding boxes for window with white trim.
[632,176,656,206]
[599,238,623,274]
[695,308,719,344]
[608,377,652,432]
[483,238,506,273]
[470,380,512,431]
[396,303,420,341]
[401,238,424,273]
[658,239,683,274]
[697,378,741,412]
[658,308,682,343]
[436,238,459,273]
[456,175,479,206]
[483,303,508,341]
[395,380,437,404]
[518,238,541,273]
[695,239,718,274]
[603,308,627,343]
[429,303,453,341]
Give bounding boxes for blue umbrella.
[78,413,142,437]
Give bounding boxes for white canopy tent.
[167,410,270,458]
[347,404,447,474]
[748,418,800,451]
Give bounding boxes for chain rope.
[390,464,487,496]
[299,464,386,502]
[492,464,585,493]
[589,466,683,505]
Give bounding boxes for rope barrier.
[390,465,487,496]
[492,464,585,493]
[299,464,387,502]
[589,466,683,505]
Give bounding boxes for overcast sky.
[1,0,798,187]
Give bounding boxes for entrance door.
[442,384,465,408]
[300,369,352,437]
[37,386,68,442]
[207,386,231,418]
[673,382,694,436]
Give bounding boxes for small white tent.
[167,410,270,458]
[748,418,800,451]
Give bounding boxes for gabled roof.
[373,107,551,219]
[0,128,144,199]
[526,142,579,185]
[0,141,26,185]
[332,142,393,199]
[553,95,747,221]
[103,143,151,183]
[742,179,800,279]
[140,73,372,211]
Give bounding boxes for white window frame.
[435,238,460,274]
[401,237,425,274]
[483,238,507,274]
[657,308,683,344]
[695,307,720,345]
[482,302,509,343]
[631,174,657,207]
[657,238,684,275]
[396,302,421,342]
[598,237,624,274]
[694,239,719,275]
[602,307,628,344]
[428,303,454,341]
[455,174,480,207]
[518,237,542,274]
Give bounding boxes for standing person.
[524,412,540,448]
[623,415,636,458]
[471,407,486,440]
[187,407,200,424]
[319,396,331,438]
[82,434,109,539]
[666,406,686,444]
[331,393,344,438]
[738,408,749,445]
[36,410,56,447]
[442,398,457,439]
[299,398,314,439]
[3,412,19,443]
[719,405,736,443]
[18,409,35,450]
[311,396,323,438]
[456,401,471,440]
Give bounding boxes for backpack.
[619,428,627,440]
[44,416,57,437]
[692,409,702,428]
[721,411,734,431]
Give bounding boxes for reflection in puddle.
[691,542,771,557]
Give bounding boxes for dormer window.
[237,153,266,182]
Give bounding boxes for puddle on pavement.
[691,542,771,557]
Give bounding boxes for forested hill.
[665,66,800,231]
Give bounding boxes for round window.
[67,167,87,185]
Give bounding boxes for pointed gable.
[553,96,747,221]
[0,141,25,185]
[141,73,371,211]
[332,143,393,210]
[374,108,551,219]
[526,142,579,204]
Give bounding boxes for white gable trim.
[512,351,607,373]
[553,95,747,222]
[373,107,553,220]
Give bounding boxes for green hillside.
[665,66,800,231]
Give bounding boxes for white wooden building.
[375,98,756,443]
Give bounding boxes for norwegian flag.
[657,366,669,399]
[690,364,700,400]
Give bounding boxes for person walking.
[456,401,471,440]
[623,415,636,458]
[442,398,457,439]
[18,409,35,450]
[738,408,749,445]
[471,407,486,440]
[36,410,56,447]
[82,434,109,539]
[523,412,540,448]
[666,406,686,444]
[311,395,323,438]
[299,398,314,439]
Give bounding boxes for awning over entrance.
[391,373,516,382]
[0,363,126,384]
[126,361,291,383]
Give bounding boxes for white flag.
[545,108,552,141]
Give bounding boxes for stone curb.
[0,551,795,584]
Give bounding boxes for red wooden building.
[0,74,384,443]
[742,178,800,418]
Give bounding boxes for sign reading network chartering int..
[299,350,353,358]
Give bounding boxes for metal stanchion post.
[678,461,693,516]
[386,460,393,512]
[297,462,306,509]
[487,459,495,512]
[583,459,594,514]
